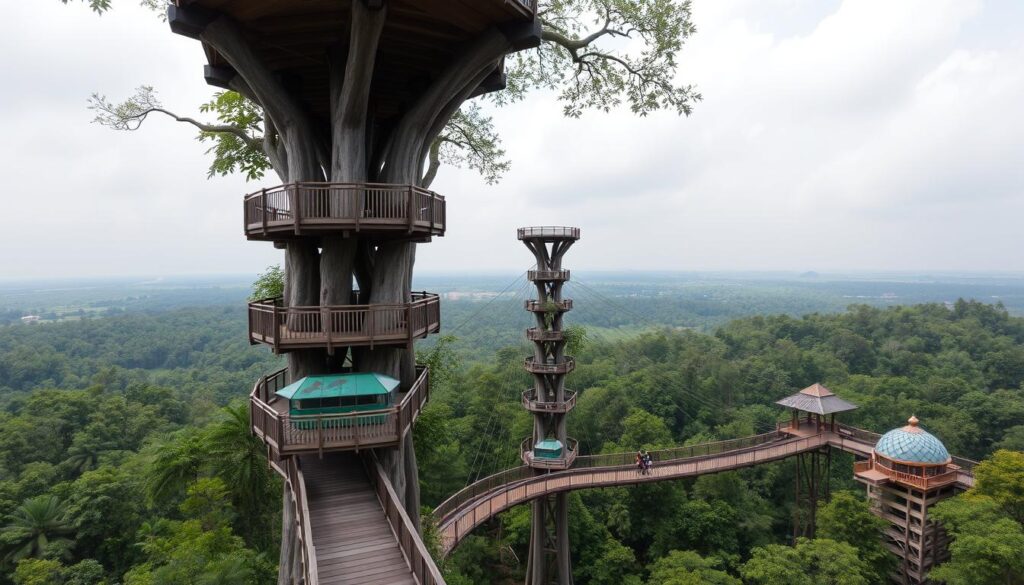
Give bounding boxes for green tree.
[816,491,894,583]
[145,428,208,505]
[645,550,740,585]
[124,519,274,585]
[62,464,147,575]
[740,538,873,585]
[203,403,278,548]
[972,449,1024,523]
[0,495,75,563]
[930,495,1024,585]
[248,265,284,301]
[13,558,65,585]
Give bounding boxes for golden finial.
[908,415,919,427]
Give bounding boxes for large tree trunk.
[197,3,516,579]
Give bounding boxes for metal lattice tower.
[519,226,580,585]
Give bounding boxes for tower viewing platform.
[243,182,446,241]
[248,291,440,353]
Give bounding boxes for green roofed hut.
[776,383,858,433]
[533,439,565,460]
[276,372,400,428]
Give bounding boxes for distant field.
[3,272,1023,340]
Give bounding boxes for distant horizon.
[4,268,1024,285]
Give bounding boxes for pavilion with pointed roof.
[776,383,858,433]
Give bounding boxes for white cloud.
[1,0,1021,278]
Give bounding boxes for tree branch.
[421,139,441,188]
[330,2,387,182]
[201,16,323,181]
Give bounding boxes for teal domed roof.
[874,416,950,465]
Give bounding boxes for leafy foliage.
[0,496,74,563]
[248,265,284,301]
[500,0,701,117]
[930,495,1024,585]
[739,538,873,585]
[196,92,270,180]
[815,491,894,583]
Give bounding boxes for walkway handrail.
[363,453,446,585]
[437,434,826,556]
[573,430,784,470]
[434,465,532,521]
[286,457,318,585]
[433,423,981,557]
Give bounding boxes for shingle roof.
[775,383,859,415]
[874,416,951,465]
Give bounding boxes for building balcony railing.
[522,389,577,413]
[248,292,440,353]
[250,366,431,457]
[521,437,579,470]
[854,459,960,491]
[517,226,580,241]
[243,182,445,241]
[524,356,576,375]
[524,299,573,312]
[526,328,564,342]
[527,269,570,282]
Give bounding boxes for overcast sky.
[2,0,1022,279]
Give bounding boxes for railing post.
[407,186,415,232]
[406,304,413,347]
[290,183,301,234]
[260,188,268,235]
[273,305,281,354]
[355,184,362,231]
[430,191,436,231]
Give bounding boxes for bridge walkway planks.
[301,453,417,585]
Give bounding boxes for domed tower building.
[854,416,964,585]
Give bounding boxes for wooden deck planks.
[300,453,417,584]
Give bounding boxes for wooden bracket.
[500,18,542,52]
[167,4,218,39]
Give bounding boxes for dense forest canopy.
[0,297,1021,583]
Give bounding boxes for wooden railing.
[286,457,318,585]
[248,292,440,352]
[250,366,430,456]
[854,459,960,490]
[363,453,446,585]
[524,356,575,374]
[526,328,565,341]
[433,424,979,557]
[575,430,785,470]
[517,226,580,240]
[504,0,538,19]
[522,389,577,413]
[243,182,445,239]
[438,434,826,555]
[527,269,570,281]
[524,299,573,312]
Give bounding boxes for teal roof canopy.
[534,439,564,451]
[275,373,400,401]
[874,416,950,465]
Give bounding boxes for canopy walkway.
[432,423,977,557]
[282,453,444,585]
